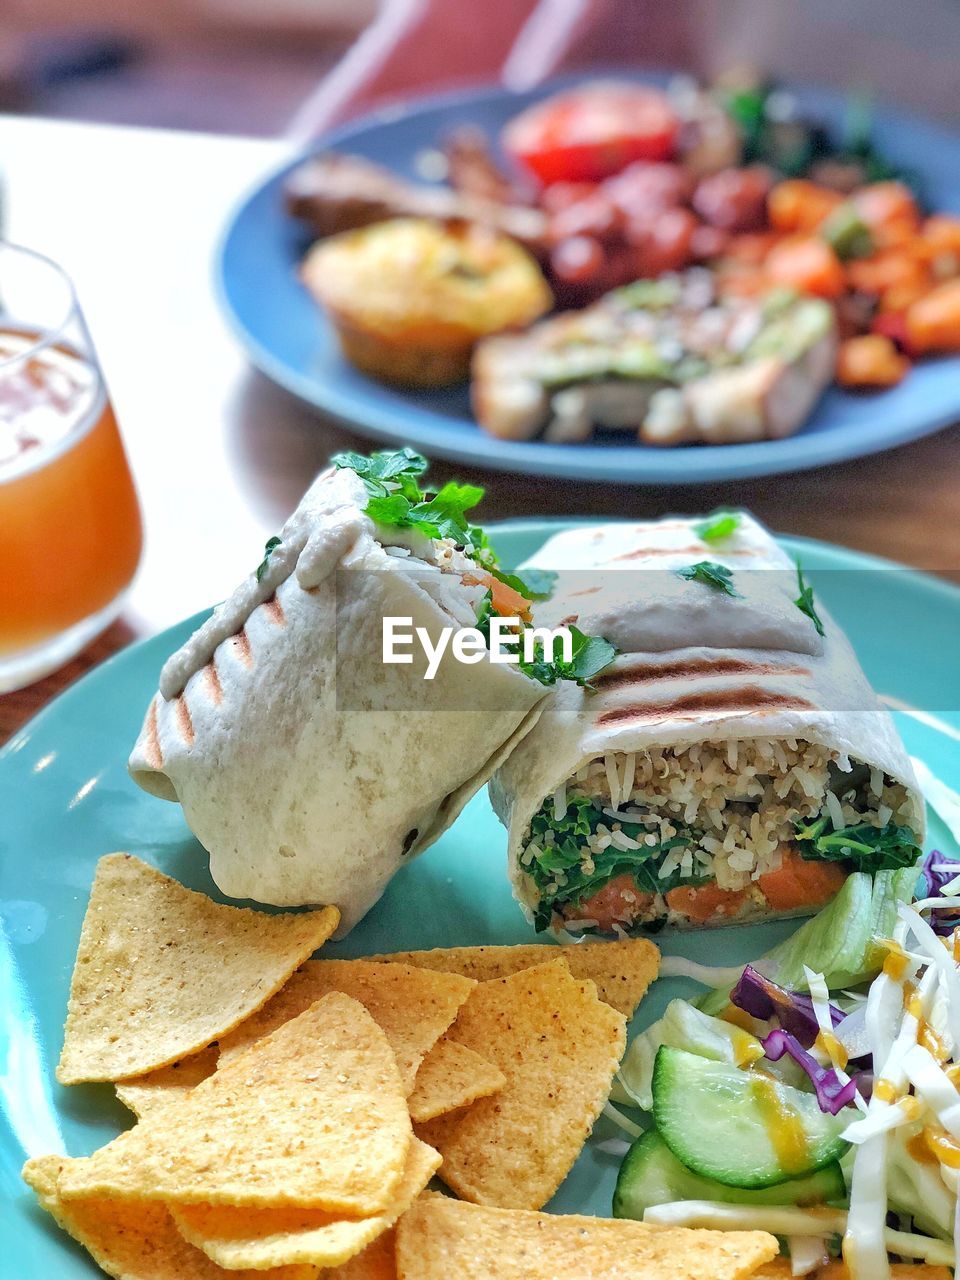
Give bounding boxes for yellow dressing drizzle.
[720,1006,756,1034]
[880,938,909,981]
[815,1030,848,1070]
[873,1079,897,1104]
[923,1125,960,1169]
[897,1096,922,1122]
[907,1130,939,1165]
[750,1074,811,1177]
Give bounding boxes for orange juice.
[0,331,142,661]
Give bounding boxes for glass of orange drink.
[0,242,143,692]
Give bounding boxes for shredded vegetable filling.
[519,738,917,932]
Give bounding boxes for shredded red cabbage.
[731,965,843,1049]
[761,1027,860,1115]
[920,850,960,936]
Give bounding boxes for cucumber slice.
[652,1046,850,1189]
[613,1129,845,1220]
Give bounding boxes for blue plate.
[3,521,960,1275]
[218,75,960,484]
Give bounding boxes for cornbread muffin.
[301,217,552,387]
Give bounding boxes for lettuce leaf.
[697,867,919,1015]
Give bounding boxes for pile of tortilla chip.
[23,852,805,1277]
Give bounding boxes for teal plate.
[3,520,960,1273]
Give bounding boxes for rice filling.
[518,737,919,934]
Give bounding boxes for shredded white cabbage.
[903,1045,960,1137]
[786,1235,828,1276]
[601,1101,643,1139]
[657,955,746,988]
[643,1201,955,1266]
[911,755,960,845]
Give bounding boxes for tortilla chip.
[375,939,659,1017]
[170,1139,438,1270]
[218,960,475,1092]
[57,853,340,1083]
[416,959,626,1209]
[408,1040,506,1124]
[395,1194,779,1279]
[59,993,411,1214]
[328,1228,397,1280]
[21,1154,314,1280]
[115,1046,220,1118]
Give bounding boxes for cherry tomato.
[604,161,694,217]
[503,83,679,185]
[626,207,698,275]
[689,223,730,261]
[692,166,773,233]
[550,235,605,285]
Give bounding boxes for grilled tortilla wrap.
[490,515,924,934]
[129,466,546,934]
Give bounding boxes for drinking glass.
[0,242,143,691]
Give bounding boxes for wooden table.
[2,113,959,744]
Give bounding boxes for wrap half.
[129,463,547,934]
[490,514,924,934]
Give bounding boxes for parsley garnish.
[521,627,617,689]
[694,510,741,544]
[474,594,616,689]
[255,536,282,583]
[332,447,428,498]
[794,562,825,636]
[334,448,494,565]
[676,561,740,597]
[795,814,920,871]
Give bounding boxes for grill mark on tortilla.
[142,697,163,769]
[596,685,816,724]
[263,595,286,626]
[594,658,812,689]
[612,544,707,560]
[204,661,223,705]
[610,545,763,561]
[174,695,195,747]
[231,629,253,668]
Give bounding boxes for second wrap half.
[490,515,924,934]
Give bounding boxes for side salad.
[609,855,960,1277]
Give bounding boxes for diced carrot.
[906,278,960,353]
[722,232,783,264]
[879,280,932,315]
[574,875,654,932]
[768,179,844,234]
[665,883,751,924]
[920,214,960,278]
[462,570,531,618]
[766,236,845,299]
[846,249,927,296]
[852,182,920,248]
[836,334,910,388]
[758,849,847,912]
